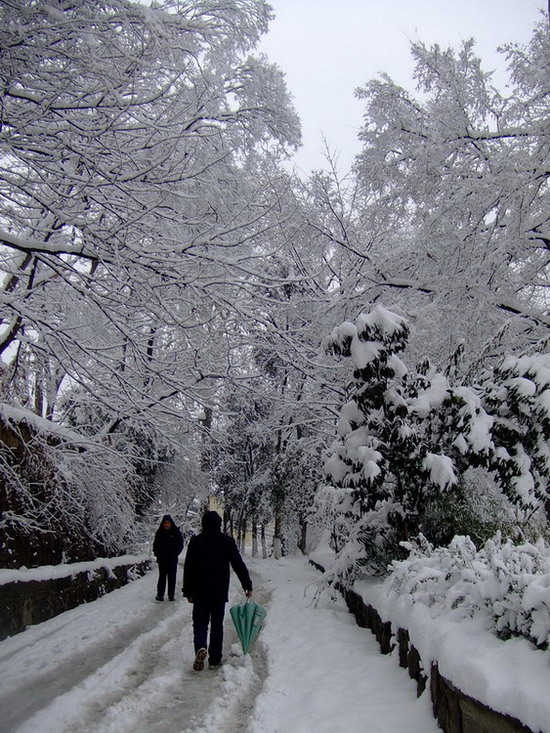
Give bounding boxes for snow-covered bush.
[480,353,550,508]
[318,304,550,583]
[386,533,550,649]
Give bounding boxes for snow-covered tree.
[0,0,305,565]
[148,447,209,528]
[319,305,437,575]
[212,387,275,550]
[0,0,300,430]
[319,304,550,581]
[350,24,550,373]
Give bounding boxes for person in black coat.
[183,510,252,670]
[153,514,184,601]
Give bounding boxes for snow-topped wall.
[0,555,151,640]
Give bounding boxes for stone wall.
[340,586,536,733]
[0,559,151,641]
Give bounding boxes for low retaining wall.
[340,585,536,733]
[0,558,151,640]
[309,559,536,733]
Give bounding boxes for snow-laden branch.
[0,230,95,259]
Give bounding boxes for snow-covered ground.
[0,555,440,733]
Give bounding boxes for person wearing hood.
[152,514,184,602]
[183,510,252,671]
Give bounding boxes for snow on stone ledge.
[0,555,151,587]
[354,578,550,733]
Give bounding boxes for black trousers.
[156,557,178,599]
[192,601,226,665]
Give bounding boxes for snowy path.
[1,556,440,733]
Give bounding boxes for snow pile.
[247,556,439,733]
[421,452,456,488]
[329,304,409,366]
[383,533,550,648]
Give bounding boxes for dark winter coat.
[153,515,184,562]
[183,511,252,604]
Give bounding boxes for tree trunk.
[200,407,213,472]
[225,508,233,539]
[239,516,247,554]
[251,519,258,557]
[298,519,308,554]
[261,525,267,559]
[34,378,44,417]
[273,509,283,559]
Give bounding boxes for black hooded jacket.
[183,511,252,604]
[153,515,184,562]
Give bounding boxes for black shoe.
[155,596,164,602]
[209,662,223,670]
[168,597,175,601]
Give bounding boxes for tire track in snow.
[3,565,272,733]
[0,572,180,733]
[2,610,182,732]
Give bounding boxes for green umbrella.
[230,601,267,655]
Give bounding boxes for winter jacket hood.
[201,510,222,532]
[153,515,184,560]
[158,514,175,529]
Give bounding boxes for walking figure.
[153,514,184,602]
[183,510,252,671]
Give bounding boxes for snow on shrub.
[319,303,550,584]
[385,533,550,649]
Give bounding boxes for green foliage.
[421,486,505,549]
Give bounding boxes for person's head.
[201,510,222,532]
[161,514,173,530]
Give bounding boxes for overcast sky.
[258,0,546,175]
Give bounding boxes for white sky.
[258,0,546,175]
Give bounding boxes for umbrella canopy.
[230,601,266,655]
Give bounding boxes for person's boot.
[193,648,207,671]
